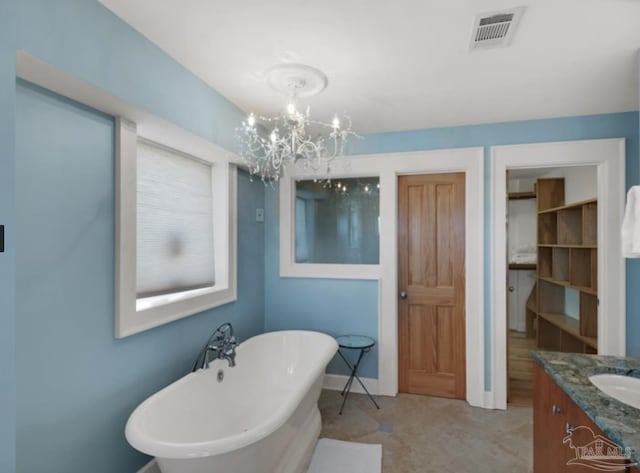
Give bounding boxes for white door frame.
[490,138,626,410]
[281,147,485,407]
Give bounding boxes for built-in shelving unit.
[535,178,598,354]
[509,263,536,270]
[508,191,537,200]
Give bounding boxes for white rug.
[307,438,382,473]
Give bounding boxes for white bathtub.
[125,330,338,473]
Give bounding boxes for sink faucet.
[192,322,238,371]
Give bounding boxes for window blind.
[136,141,215,298]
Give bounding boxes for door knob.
[508,286,515,293]
[399,291,408,300]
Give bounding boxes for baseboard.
[137,459,160,473]
[323,373,380,396]
[483,390,495,409]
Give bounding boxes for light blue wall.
[12,1,264,472]
[15,81,265,473]
[264,187,379,378]
[264,112,640,387]
[0,2,17,473]
[17,0,244,152]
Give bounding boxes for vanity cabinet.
[534,364,629,472]
[534,363,569,473]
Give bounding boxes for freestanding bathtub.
[125,330,338,473]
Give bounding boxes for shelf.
[508,191,536,200]
[536,276,597,295]
[538,244,597,249]
[537,312,598,349]
[537,198,598,215]
[509,263,536,270]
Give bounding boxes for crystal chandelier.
[237,64,359,182]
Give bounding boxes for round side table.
[335,335,381,415]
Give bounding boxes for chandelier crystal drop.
[237,64,360,183]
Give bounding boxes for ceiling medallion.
[237,63,359,183]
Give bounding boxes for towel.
[510,254,536,264]
[622,186,640,258]
[510,246,537,264]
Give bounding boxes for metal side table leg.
[338,349,358,415]
[337,348,380,414]
[351,348,380,410]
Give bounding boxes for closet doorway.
[505,168,537,405]
[506,166,598,406]
[492,139,625,411]
[506,166,598,405]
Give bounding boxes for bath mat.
[307,438,382,473]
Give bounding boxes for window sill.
[118,284,236,338]
[136,286,218,311]
[280,262,381,280]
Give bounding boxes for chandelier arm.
[236,69,359,183]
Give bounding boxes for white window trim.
[280,148,485,407]
[489,138,626,410]
[115,119,237,338]
[15,52,240,339]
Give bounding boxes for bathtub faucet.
[193,322,238,371]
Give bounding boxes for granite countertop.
[531,350,640,464]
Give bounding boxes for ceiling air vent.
[470,6,526,50]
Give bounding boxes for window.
[115,119,236,338]
[294,177,380,265]
[280,174,381,280]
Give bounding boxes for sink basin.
[589,373,640,410]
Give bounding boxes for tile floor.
[318,389,533,473]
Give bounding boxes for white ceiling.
[99,0,640,134]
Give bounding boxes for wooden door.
[398,173,466,398]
